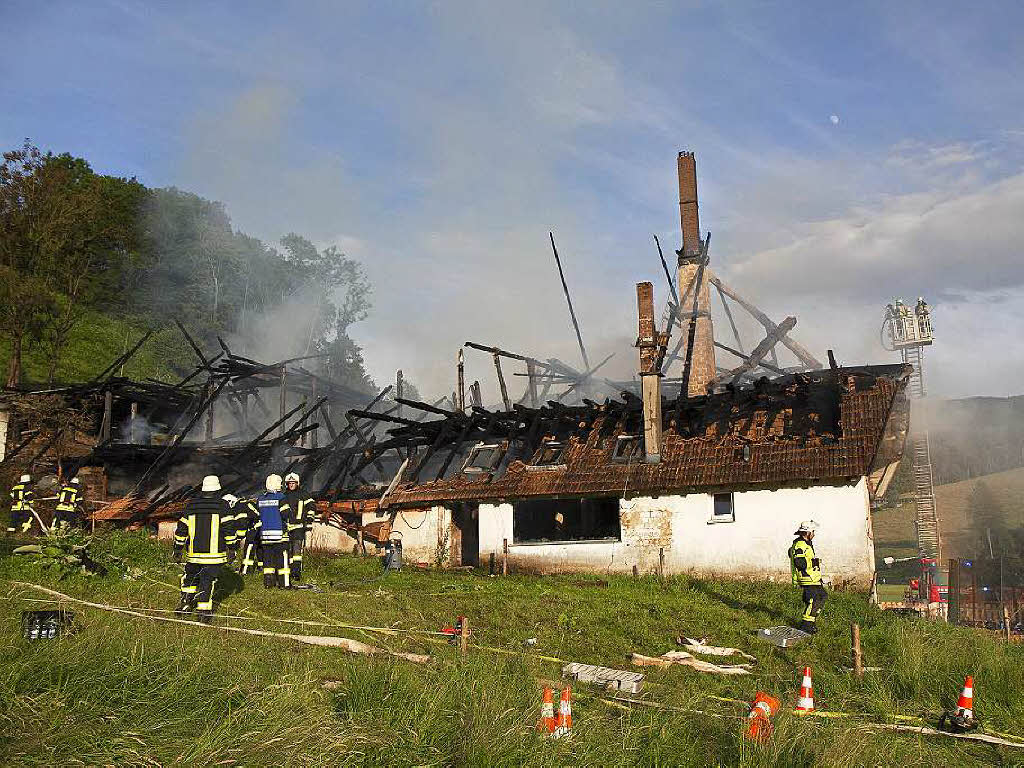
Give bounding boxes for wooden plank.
[709,274,822,368]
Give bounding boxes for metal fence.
[947,556,1024,634]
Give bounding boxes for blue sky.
[4,1,1023,399]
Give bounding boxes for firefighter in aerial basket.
[789,520,827,634]
[173,475,237,623]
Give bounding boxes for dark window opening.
[513,497,621,543]
[711,492,735,523]
[533,440,565,466]
[463,443,504,474]
[611,435,639,463]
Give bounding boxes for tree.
[0,141,143,385]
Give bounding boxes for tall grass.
[1,531,1022,766]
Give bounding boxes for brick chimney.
[676,151,716,397]
[636,281,664,463]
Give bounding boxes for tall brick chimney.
[676,151,716,397]
[636,281,664,463]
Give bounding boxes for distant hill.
[922,395,1024,486]
[873,465,1024,566]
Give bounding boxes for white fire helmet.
[794,520,819,536]
[222,493,238,508]
[19,474,31,483]
[285,472,300,485]
[201,475,222,492]
[71,477,81,484]
[266,474,283,492]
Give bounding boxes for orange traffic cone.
[743,692,780,742]
[553,687,573,739]
[956,675,974,720]
[537,686,556,734]
[795,666,815,713]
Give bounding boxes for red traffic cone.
[795,666,815,713]
[743,692,780,742]
[553,687,573,739]
[955,675,974,721]
[537,686,556,734]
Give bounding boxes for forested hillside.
[0,140,377,393]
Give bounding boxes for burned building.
[314,153,911,586]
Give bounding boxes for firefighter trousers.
[288,533,305,581]
[240,535,262,575]
[799,585,828,632]
[262,541,291,588]
[8,508,33,534]
[180,563,222,616]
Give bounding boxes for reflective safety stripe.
[186,553,228,564]
[261,529,284,542]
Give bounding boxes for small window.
[533,440,565,466]
[611,435,639,463]
[463,443,504,474]
[709,492,735,524]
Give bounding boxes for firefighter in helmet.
[789,520,827,634]
[7,474,36,535]
[53,477,85,529]
[255,474,292,588]
[173,475,237,623]
[283,472,314,582]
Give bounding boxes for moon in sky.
[829,114,840,125]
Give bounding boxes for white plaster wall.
[656,478,874,583]
[308,521,359,553]
[391,505,450,565]
[476,478,875,583]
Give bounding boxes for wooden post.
[279,367,287,438]
[488,552,495,575]
[311,378,319,449]
[460,616,469,656]
[204,385,215,446]
[494,353,511,411]
[100,390,113,442]
[851,623,864,678]
[129,402,138,444]
[632,564,639,578]
[357,529,364,557]
[1005,607,1012,643]
[457,349,466,412]
[658,547,665,579]
[526,359,539,407]
[502,538,508,576]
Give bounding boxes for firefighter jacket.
[789,537,822,587]
[55,484,81,513]
[173,493,236,565]
[284,490,316,534]
[255,492,290,544]
[232,499,259,541]
[10,482,34,511]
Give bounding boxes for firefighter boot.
[264,572,276,589]
[292,560,302,583]
[176,594,196,615]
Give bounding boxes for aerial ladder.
[882,298,944,603]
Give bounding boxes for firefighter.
[283,472,315,582]
[255,474,292,589]
[53,477,84,529]
[173,475,236,623]
[7,474,36,535]
[789,521,827,634]
[231,495,261,575]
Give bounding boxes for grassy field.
[2,532,1023,766]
